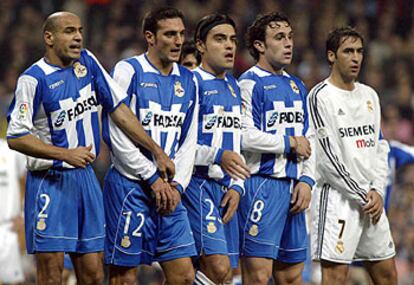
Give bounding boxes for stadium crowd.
[0,0,413,284]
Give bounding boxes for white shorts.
[0,226,25,283]
[311,184,395,264]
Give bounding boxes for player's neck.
[257,59,284,75]
[44,51,74,68]
[200,62,226,79]
[146,51,173,75]
[329,71,356,91]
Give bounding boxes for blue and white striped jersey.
[193,67,244,194]
[238,66,315,186]
[7,49,126,171]
[102,54,198,192]
[385,140,414,210]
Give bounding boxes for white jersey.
[308,79,389,205]
[0,139,26,224]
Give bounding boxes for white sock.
[194,270,217,285]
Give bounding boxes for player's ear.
[253,40,265,54]
[195,39,206,55]
[327,50,336,65]
[144,30,155,46]
[44,31,54,46]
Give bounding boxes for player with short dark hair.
[6,11,174,285]
[180,41,201,70]
[238,12,315,285]
[181,13,250,285]
[103,7,198,285]
[309,26,398,285]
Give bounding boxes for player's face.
[199,24,237,72]
[49,14,83,63]
[181,53,198,70]
[152,18,185,63]
[262,21,293,69]
[330,37,364,81]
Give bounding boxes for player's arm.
[87,50,175,180]
[170,78,199,195]
[7,75,94,168]
[308,84,369,206]
[390,140,414,167]
[291,89,316,214]
[239,78,310,157]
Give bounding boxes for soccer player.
[181,14,250,285]
[0,137,26,285]
[308,27,397,285]
[103,7,198,285]
[238,12,315,285]
[179,40,201,70]
[6,11,174,285]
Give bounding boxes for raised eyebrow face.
[340,38,364,53]
[267,21,292,38]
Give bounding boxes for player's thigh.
[320,260,349,285]
[70,252,104,285]
[240,257,273,285]
[199,254,232,283]
[363,258,397,285]
[103,167,155,267]
[160,257,195,285]
[36,252,64,284]
[107,265,139,285]
[239,176,291,259]
[312,184,362,263]
[272,260,304,285]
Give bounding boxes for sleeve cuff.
[7,131,31,139]
[229,185,244,196]
[283,135,291,154]
[174,182,184,194]
[214,148,225,164]
[299,175,315,189]
[145,171,160,186]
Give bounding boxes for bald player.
[6,11,174,285]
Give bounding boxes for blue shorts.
[103,167,196,267]
[25,166,105,254]
[182,177,239,268]
[238,176,307,263]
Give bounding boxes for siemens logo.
[356,138,375,148]
[267,111,303,128]
[339,124,375,137]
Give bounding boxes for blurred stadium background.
[0,0,413,284]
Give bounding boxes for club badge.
[249,224,259,237]
[174,81,185,97]
[290,80,300,94]
[207,222,217,234]
[73,62,87,78]
[335,240,344,254]
[37,218,46,231]
[121,236,131,248]
[367,100,373,112]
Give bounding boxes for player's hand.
[63,144,95,168]
[221,189,240,224]
[220,150,250,180]
[290,136,311,159]
[363,189,383,225]
[150,177,175,214]
[154,148,175,181]
[290,182,312,214]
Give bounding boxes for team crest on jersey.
[227,83,237,97]
[289,80,300,94]
[249,224,259,236]
[18,102,29,120]
[73,62,87,78]
[335,240,344,254]
[37,218,46,231]
[367,100,373,112]
[174,81,185,97]
[207,222,217,234]
[121,236,131,248]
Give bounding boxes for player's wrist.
[289,136,298,151]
